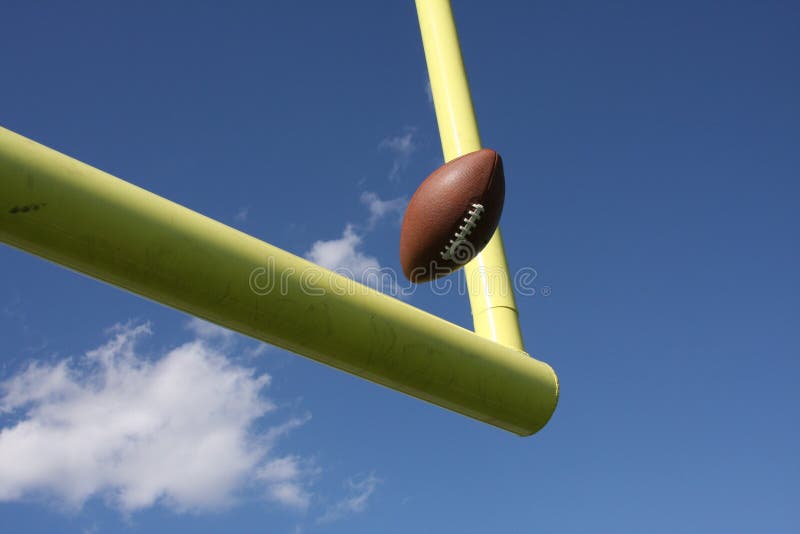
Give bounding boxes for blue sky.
[1,1,798,532]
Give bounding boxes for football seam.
[440,203,485,261]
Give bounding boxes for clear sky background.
[1,1,798,533]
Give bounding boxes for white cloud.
[379,130,416,180]
[304,191,408,297]
[317,473,380,524]
[184,318,270,359]
[258,455,319,511]
[304,224,400,296]
[304,224,381,280]
[380,132,415,156]
[359,192,406,229]
[185,317,235,342]
[0,322,310,513]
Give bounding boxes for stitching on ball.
[440,203,484,260]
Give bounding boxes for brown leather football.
[400,148,505,283]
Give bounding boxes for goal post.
[0,1,559,436]
[417,0,526,349]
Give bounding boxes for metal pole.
[416,0,525,350]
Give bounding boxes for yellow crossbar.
[0,126,557,435]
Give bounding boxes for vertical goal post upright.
[0,1,558,436]
[416,0,524,349]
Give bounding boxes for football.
[400,148,505,283]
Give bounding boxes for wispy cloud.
[317,472,380,524]
[359,191,406,229]
[234,206,250,223]
[185,317,270,359]
[0,322,309,513]
[379,129,416,180]
[305,224,380,279]
[303,190,407,295]
[185,316,236,342]
[258,455,319,511]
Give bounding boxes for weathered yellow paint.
[416,0,525,349]
[0,126,558,435]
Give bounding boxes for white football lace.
[440,203,485,260]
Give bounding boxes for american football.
[400,148,505,283]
